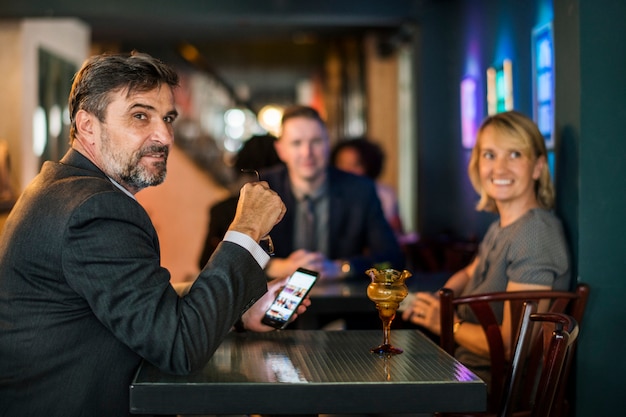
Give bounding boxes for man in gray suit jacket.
[0,52,300,417]
[262,105,404,282]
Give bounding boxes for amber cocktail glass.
[366,268,412,355]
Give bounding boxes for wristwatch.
[340,260,352,279]
[453,320,465,334]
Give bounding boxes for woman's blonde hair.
[468,111,554,213]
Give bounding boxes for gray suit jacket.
[0,149,267,417]
[259,165,404,278]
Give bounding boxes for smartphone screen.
[261,268,318,329]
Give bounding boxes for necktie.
[302,195,317,251]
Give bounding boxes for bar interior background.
[0,1,624,416]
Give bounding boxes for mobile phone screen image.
[261,268,318,329]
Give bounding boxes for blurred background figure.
[261,105,404,283]
[331,137,404,240]
[198,134,283,268]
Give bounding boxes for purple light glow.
[464,39,482,78]
[454,361,480,382]
[461,76,479,149]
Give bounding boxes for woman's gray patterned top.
[455,208,571,375]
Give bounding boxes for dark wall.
[417,0,469,239]
[568,0,626,415]
[418,0,626,415]
[417,0,540,240]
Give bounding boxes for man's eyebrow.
[128,102,155,112]
[128,102,178,118]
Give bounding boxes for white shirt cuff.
[223,231,270,269]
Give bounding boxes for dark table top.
[307,280,372,312]
[304,273,450,315]
[292,276,445,329]
[291,279,378,329]
[130,329,486,415]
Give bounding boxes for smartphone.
[261,267,319,329]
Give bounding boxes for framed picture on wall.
[532,22,555,149]
[0,140,15,212]
[486,59,513,116]
[36,48,77,168]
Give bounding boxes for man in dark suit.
[0,52,303,417]
[261,105,404,282]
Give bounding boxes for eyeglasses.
[241,169,275,256]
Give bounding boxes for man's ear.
[75,110,96,144]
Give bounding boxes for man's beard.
[100,130,169,191]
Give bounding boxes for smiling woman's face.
[477,125,543,210]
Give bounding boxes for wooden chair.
[499,301,537,417]
[437,283,590,417]
[525,312,579,417]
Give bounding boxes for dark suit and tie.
[0,51,287,417]
[260,164,405,279]
[0,150,268,416]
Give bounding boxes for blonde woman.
[402,110,570,384]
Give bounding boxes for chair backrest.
[527,312,579,417]
[438,283,589,415]
[499,301,537,417]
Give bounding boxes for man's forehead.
[106,85,175,109]
[120,85,173,99]
[281,117,326,138]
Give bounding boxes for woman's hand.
[240,276,311,332]
[401,291,442,335]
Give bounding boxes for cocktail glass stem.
[382,315,392,346]
[371,307,402,354]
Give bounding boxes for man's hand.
[228,181,286,242]
[265,251,348,281]
[265,249,324,280]
[240,277,312,332]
